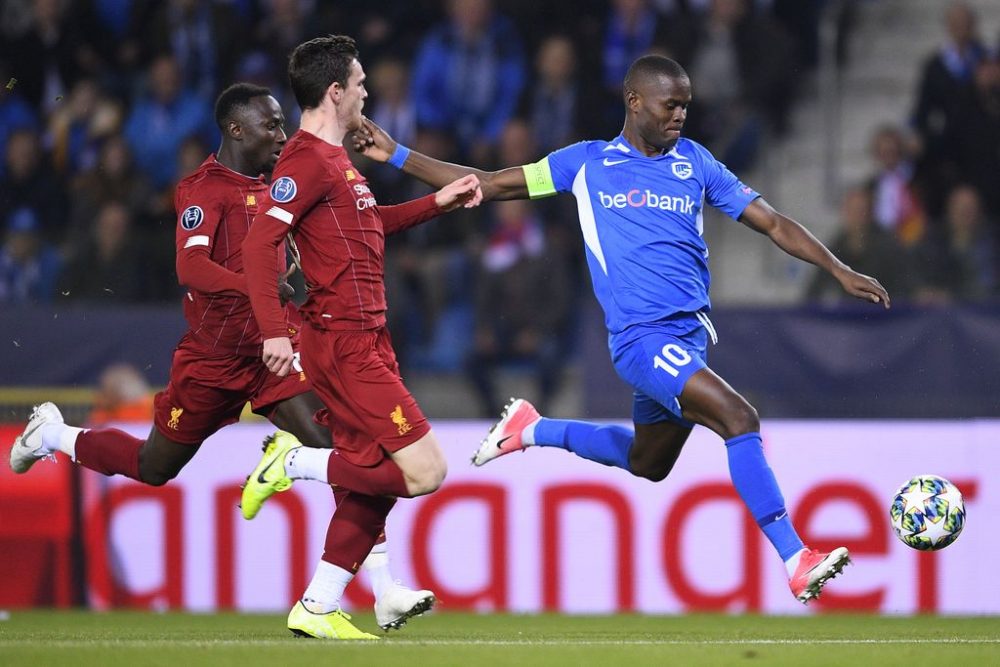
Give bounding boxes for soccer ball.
[890,475,965,551]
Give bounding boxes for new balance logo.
[598,190,696,213]
[603,158,628,166]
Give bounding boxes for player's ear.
[625,88,640,113]
[228,120,242,140]
[327,81,341,105]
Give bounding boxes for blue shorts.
[610,313,715,427]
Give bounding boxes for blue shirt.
[531,135,758,335]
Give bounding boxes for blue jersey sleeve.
[546,141,593,193]
[699,149,759,220]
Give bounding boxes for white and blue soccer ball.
[890,475,965,551]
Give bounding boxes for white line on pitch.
[2,638,1000,647]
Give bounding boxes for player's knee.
[139,466,178,487]
[722,402,760,439]
[407,455,448,496]
[631,457,675,482]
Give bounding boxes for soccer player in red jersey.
[239,36,480,639]
[9,82,433,631]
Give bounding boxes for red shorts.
[301,325,429,467]
[153,332,311,445]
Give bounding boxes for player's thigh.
[613,327,707,425]
[138,426,201,485]
[153,348,249,445]
[300,327,431,467]
[388,429,446,485]
[678,366,759,439]
[269,391,332,448]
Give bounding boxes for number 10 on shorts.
[653,343,692,377]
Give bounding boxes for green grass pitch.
[1,611,998,666]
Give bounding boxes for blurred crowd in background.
[0,0,998,416]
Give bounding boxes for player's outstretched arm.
[740,198,891,308]
[354,117,529,201]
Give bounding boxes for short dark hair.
[214,82,272,131]
[288,34,359,110]
[623,55,689,96]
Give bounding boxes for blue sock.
[725,432,804,562]
[532,418,634,472]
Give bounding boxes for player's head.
[214,83,286,174]
[288,34,367,131]
[623,55,691,152]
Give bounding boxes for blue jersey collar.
[607,135,687,161]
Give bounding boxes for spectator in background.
[123,54,214,188]
[466,198,572,417]
[523,35,588,155]
[365,57,418,202]
[951,57,1000,218]
[251,0,310,76]
[47,78,122,178]
[911,0,991,204]
[658,0,797,171]
[912,185,996,303]
[143,0,244,99]
[411,0,526,164]
[88,362,155,425]
[68,134,154,254]
[867,124,926,247]
[3,0,101,114]
[806,186,913,303]
[0,207,61,304]
[0,60,38,180]
[59,201,144,302]
[603,0,660,94]
[0,127,67,241]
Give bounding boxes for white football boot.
[471,398,541,466]
[9,402,63,473]
[374,583,436,631]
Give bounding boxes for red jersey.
[174,156,287,357]
[244,130,442,339]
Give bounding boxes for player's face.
[635,75,691,151]
[338,59,368,132]
[240,95,287,174]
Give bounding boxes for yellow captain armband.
[521,158,557,199]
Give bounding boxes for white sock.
[363,542,394,600]
[784,548,807,578]
[521,421,538,446]
[285,447,330,482]
[41,423,84,459]
[302,560,354,613]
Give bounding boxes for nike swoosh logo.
[257,457,279,484]
[603,158,628,166]
[496,435,513,450]
[775,511,787,521]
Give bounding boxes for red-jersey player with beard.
[240,35,481,639]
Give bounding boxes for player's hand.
[352,116,394,162]
[278,280,295,306]
[834,266,891,309]
[435,174,483,211]
[262,336,295,376]
[278,265,296,306]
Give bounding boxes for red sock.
[75,428,143,481]
[322,492,396,573]
[332,487,388,546]
[327,452,411,498]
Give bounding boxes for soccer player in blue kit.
[356,55,891,603]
